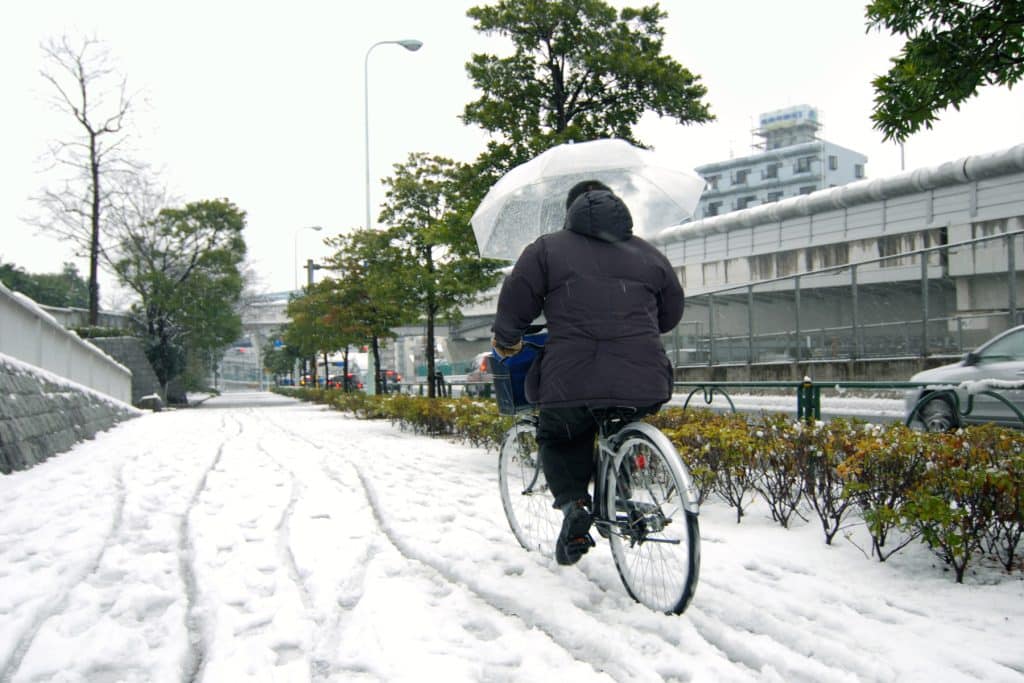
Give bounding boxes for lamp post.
[293,225,323,290]
[364,39,423,230]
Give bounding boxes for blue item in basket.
[490,332,547,414]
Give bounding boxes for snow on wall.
[0,352,140,474]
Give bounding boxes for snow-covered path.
[1,392,1022,682]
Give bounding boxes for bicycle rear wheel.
[605,425,700,614]
[498,419,559,553]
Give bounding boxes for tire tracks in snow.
[249,410,372,681]
[270,410,699,681]
[255,432,313,611]
[260,405,825,681]
[0,456,130,683]
[179,414,237,683]
[350,461,656,682]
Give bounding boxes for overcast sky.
[2,0,1022,300]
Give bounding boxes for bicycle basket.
[490,332,546,415]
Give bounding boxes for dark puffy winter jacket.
[492,189,684,407]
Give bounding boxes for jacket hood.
[564,190,633,243]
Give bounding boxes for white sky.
[1,373,1021,680]
[2,0,1022,299]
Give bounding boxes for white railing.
[0,283,132,404]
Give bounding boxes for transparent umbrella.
[470,138,705,260]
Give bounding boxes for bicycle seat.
[591,406,640,420]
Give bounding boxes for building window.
[877,234,916,268]
[829,155,838,170]
[854,164,865,178]
[805,244,849,270]
[706,201,722,217]
[702,261,722,286]
[776,250,799,277]
[749,253,774,280]
[795,157,813,174]
[799,185,816,195]
[763,162,780,179]
[732,169,750,185]
[766,191,784,203]
[706,174,720,190]
[735,195,756,210]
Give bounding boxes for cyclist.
[492,180,685,565]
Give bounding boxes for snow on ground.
[0,391,1021,682]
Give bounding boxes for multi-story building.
[693,105,867,219]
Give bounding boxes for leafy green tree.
[113,199,247,391]
[323,228,410,393]
[379,153,504,397]
[262,341,300,383]
[463,0,713,174]
[868,0,1024,141]
[283,280,357,387]
[0,262,89,308]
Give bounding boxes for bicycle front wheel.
[498,419,559,553]
[605,425,700,615]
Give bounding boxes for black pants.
[537,405,659,509]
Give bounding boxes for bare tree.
[34,35,138,324]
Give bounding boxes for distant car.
[464,351,494,397]
[380,369,402,393]
[905,324,1024,431]
[277,377,295,386]
[327,372,364,391]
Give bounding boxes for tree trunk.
[426,308,436,399]
[88,129,101,325]
[425,246,438,398]
[343,348,350,392]
[371,335,382,394]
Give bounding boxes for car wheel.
[918,395,958,432]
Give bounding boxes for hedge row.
[278,388,1024,582]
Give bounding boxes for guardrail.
[675,379,1024,428]
[352,375,1024,431]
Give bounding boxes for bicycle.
[493,336,701,615]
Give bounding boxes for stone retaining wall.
[0,353,140,474]
[90,337,164,405]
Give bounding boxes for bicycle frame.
[591,419,700,545]
[606,422,700,515]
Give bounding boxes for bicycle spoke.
[606,428,700,614]
[499,420,559,554]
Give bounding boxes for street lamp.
[293,225,323,290]
[365,39,423,230]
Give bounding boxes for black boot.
[555,499,595,565]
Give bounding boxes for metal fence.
[666,230,1024,367]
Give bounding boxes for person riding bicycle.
[492,180,685,565]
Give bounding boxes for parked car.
[327,372,364,391]
[380,369,402,393]
[464,351,494,397]
[905,324,1024,431]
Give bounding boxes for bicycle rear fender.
[617,421,700,515]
